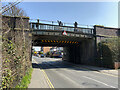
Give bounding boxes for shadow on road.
[32,59,113,71]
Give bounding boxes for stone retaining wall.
[1,16,32,88]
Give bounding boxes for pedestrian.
[74,21,78,28]
[57,20,63,26]
[74,21,78,32]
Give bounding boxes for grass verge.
[15,68,33,88]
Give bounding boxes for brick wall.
[2,16,32,88]
[0,14,2,88]
[95,25,119,36]
[94,25,120,43]
[43,47,52,54]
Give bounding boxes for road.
[32,56,118,88]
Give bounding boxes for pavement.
[64,61,118,77]
[28,59,50,88]
[29,56,118,88]
[79,65,118,76]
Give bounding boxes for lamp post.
[118,29,120,62]
[100,36,103,67]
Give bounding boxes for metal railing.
[30,22,94,34]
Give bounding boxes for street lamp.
[100,36,103,67]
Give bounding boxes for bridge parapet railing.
[30,22,93,34]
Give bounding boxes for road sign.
[62,31,67,35]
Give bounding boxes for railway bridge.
[1,14,119,88]
[30,21,95,64]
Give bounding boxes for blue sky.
[17,2,118,28]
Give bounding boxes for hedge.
[96,37,120,68]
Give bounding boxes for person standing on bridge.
[57,20,63,26]
[57,20,63,30]
[74,21,78,32]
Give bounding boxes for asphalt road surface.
[32,56,118,88]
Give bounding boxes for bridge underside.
[32,34,95,65]
[33,35,91,46]
[63,40,95,64]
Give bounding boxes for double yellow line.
[33,59,55,90]
[41,69,55,89]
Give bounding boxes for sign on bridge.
[62,31,67,36]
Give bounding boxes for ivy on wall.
[96,37,120,68]
[1,16,32,89]
[2,31,32,88]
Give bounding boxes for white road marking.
[83,76,116,88]
[33,57,118,88]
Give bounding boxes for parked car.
[36,54,40,57]
[52,52,63,58]
[57,54,62,58]
[41,54,44,58]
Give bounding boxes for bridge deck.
[30,22,94,35]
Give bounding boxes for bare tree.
[2,2,27,17]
